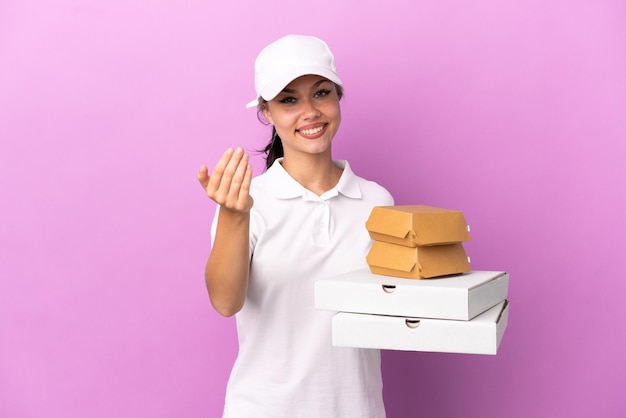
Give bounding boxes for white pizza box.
[315,269,509,321]
[332,300,509,355]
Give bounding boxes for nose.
[301,97,321,119]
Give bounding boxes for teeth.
[300,125,324,135]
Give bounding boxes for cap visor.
[245,98,259,109]
[259,67,342,103]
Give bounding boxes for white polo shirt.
[213,159,394,418]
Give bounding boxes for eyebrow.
[280,79,332,94]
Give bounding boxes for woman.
[197,34,393,418]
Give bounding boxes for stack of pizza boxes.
[315,205,510,355]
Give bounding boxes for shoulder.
[249,166,281,197]
[250,170,270,190]
[341,160,394,205]
[249,158,291,194]
[355,175,394,205]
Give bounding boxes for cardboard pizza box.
[331,300,509,355]
[315,269,509,320]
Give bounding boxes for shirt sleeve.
[210,204,255,263]
[209,205,219,247]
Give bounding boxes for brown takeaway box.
[365,205,471,247]
[366,240,471,279]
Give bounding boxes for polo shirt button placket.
[314,201,331,246]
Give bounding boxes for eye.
[315,89,332,98]
[278,96,296,104]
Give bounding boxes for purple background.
[1,1,625,417]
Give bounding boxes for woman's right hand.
[197,147,253,213]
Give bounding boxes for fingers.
[240,163,252,197]
[205,148,235,192]
[197,165,210,188]
[226,150,249,198]
[200,147,253,212]
[211,147,245,199]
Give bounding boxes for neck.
[280,153,343,196]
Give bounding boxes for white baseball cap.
[245,34,343,109]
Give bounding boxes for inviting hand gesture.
[197,147,253,213]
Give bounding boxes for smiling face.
[262,74,341,161]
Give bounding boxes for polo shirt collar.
[267,158,362,200]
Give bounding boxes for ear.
[262,106,274,125]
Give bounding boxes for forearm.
[205,208,250,317]
[197,146,253,316]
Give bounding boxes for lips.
[297,123,327,138]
